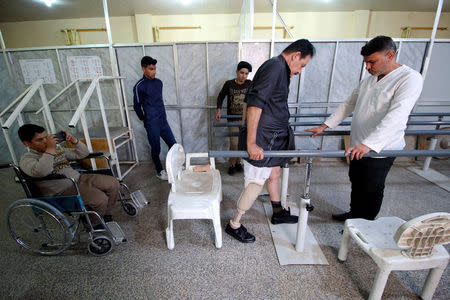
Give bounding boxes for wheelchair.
[1,152,146,256]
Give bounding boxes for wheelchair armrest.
[84,152,105,159]
[78,168,113,176]
[26,174,80,196]
[30,173,68,181]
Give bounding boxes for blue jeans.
[144,119,176,173]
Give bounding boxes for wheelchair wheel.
[88,235,114,256]
[122,202,138,217]
[119,183,131,201]
[6,199,73,256]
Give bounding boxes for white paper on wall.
[67,56,103,81]
[19,59,57,84]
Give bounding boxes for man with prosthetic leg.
[225,39,315,243]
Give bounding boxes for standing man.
[306,36,423,221]
[225,39,315,243]
[216,61,252,175]
[133,56,177,180]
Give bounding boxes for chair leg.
[212,209,222,248]
[166,212,174,250]
[338,226,351,261]
[421,267,446,300]
[368,268,391,300]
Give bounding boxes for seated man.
[18,124,119,226]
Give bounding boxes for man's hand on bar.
[247,143,264,160]
[346,144,371,160]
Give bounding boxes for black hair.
[282,39,315,58]
[18,124,45,142]
[141,56,157,67]
[361,36,396,56]
[237,61,252,72]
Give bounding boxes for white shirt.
[325,65,423,153]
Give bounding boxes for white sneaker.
[156,170,168,180]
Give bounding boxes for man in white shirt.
[306,36,423,221]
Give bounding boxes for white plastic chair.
[165,144,222,249]
[338,213,450,300]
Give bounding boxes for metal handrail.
[214,129,450,137]
[68,76,125,128]
[209,149,450,158]
[35,79,80,114]
[0,84,33,118]
[213,120,450,127]
[2,79,44,129]
[220,112,450,119]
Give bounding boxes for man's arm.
[133,82,145,121]
[305,87,359,137]
[247,106,264,160]
[216,81,229,121]
[63,131,90,160]
[242,102,247,125]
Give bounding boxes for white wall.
[0,11,449,48]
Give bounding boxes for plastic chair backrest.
[166,144,185,186]
[394,212,450,257]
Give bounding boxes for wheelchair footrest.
[106,221,126,244]
[131,190,148,209]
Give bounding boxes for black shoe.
[234,163,243,173]
[103,215,113,223]
[227,165,236,175]
[225,223,255,243]
[332,211,353,222]
[271,208,299,224]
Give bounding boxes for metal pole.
[268,0,293,39]
[96,81,120,179]
[0,30,13,80]
[280,164,289,209]
[0,116,17,164]
[421,0,444,79]
[119,78,139,164]
[69,77,99,127]
[39,85,56,133]
[270,0,277,57]
[75,80,97,169]
[295,157,313,252]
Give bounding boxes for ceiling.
[0,0,448,22]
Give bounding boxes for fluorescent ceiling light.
[42,0,55,7]
[180,0,192,5]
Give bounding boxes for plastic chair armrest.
[186,153,215,170]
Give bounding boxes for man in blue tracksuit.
[133,56,176,180]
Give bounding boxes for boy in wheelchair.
[18,123,119,228]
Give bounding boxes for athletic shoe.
[156,170,168,180]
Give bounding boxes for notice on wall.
[67,56,103,81]
[19,59,57,84]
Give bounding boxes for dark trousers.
[144,119,176,173]
[348,157,395,220]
